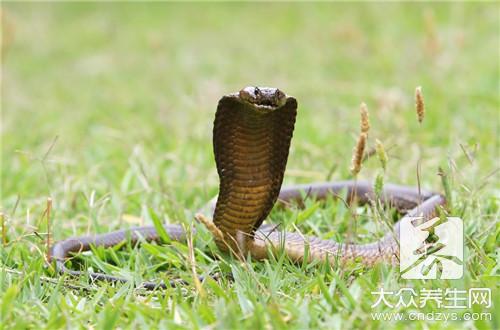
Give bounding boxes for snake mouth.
[238,86,288,112]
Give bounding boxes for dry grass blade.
[438,166,452,209]
[1,212,6,246]
[195,213,244,261]
[459,143,475,165]
[186,226,205,297]
[46,198,52,261]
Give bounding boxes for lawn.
[1,3,498,329]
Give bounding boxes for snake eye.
[275,89,285,100]
[254,87,261,96]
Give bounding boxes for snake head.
[238,86,287,111]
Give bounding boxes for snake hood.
[212,86,298,252]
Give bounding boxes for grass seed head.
[374,172,384,198]
[375,139,388,171]
[195,213,224,241]
[360,102,370,134]
[415,86,425,123]
[350,132,367,176]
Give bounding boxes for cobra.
[51,86,445,289]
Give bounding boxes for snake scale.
[52,86,446,289]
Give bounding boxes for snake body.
[52,87,446,289]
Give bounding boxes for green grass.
[1,3,499,329]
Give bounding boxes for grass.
[1,2,499,329]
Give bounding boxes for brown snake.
[51,86,446,289]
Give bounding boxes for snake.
[51,86,446,289]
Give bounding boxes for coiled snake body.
[52,87,445,289]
